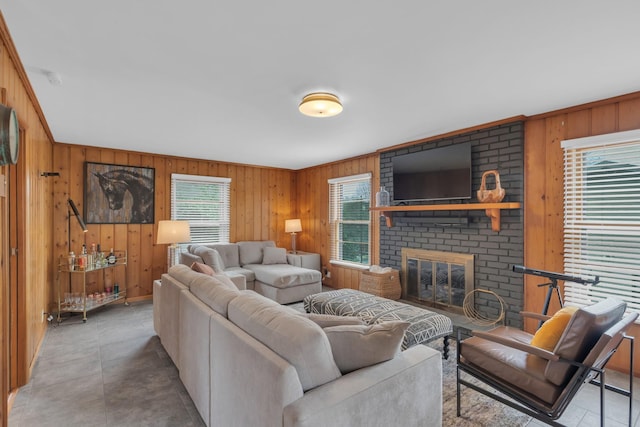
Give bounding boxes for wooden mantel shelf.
[370,202,522,231]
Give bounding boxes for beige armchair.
[456,299,637,426]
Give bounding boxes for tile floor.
[8,299,640,426]
[9,300,205,427]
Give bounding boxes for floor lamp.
[66,199,88,314]
[67,198,88,253]
[285,219,302,254]
[157,220,191,268]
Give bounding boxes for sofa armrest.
[283,345,442,427]
[225,272,247,290]
[180,251,202,266]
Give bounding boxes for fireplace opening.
[401,248,474,314]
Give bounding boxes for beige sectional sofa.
[153,264,443,427]
[180,240,322,304]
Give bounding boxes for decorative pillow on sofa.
[299,313,365,328]
[530,305,579,351]
[191,261,215,276]
[238,241,275,265]
[262,247,288,265]
[193,246,225,273]
[323,321,410,374]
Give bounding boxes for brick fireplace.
[379,121,525,327]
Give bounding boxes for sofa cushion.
[323,321,410,374]
[193,246,225,273]
[225,266,256,283]
[168,264,205,289]
[262,247,287,265]
[191,261,215,276]
[244,264,321,288]
[228,291,341,391]
[530,306,579,351]
[238,241,275,265]
[207,244,240,268]
[189,273,241,317]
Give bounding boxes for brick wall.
[379,121,524,327]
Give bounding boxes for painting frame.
[84,161,155,224]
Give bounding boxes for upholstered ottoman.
[304,289,453,358]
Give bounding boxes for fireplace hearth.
[401,248,474,314]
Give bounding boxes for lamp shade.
[157,220,191,244]
[285,219,302,233]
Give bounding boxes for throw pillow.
[262,247,288,265]
[193,246,225,273]
[300,313,365,328]
[323,321,410,374]
[191,261,215,276]
[530,305,579,351]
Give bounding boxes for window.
[562,130,640,314]
[328,173,371,268]
[171,173,231,252]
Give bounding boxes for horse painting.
[85,163,155,224]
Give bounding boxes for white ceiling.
[1,1,640,170]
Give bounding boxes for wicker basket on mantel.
[359,269,402,300]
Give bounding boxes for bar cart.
[56,249,128,322]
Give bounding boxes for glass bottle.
[68,251,75,271]
[107,248,117,265]
[375,186,390,207]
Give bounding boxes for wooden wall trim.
[0,11,54,144]
[53,142,295,172]
[527,90,640,121]
[378,115,527,153]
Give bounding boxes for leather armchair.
[456,299,637,426]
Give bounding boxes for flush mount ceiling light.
[299,92,343,118]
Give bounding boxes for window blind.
[328,173,372,267]
[171,173,231,245]
[562,130,640,313]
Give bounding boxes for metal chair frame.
[456,330,634,426]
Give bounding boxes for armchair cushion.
[460,326,562,404]
[545,298,626,385]
[530,306,579,351]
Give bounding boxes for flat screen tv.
[392,142,472,202]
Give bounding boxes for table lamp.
[157,220,191,268]
[285,219,302,254]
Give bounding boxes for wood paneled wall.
[52,144,296,303]
[0,12,57,424]
[524,91,640,373]
[295,154,380,290]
